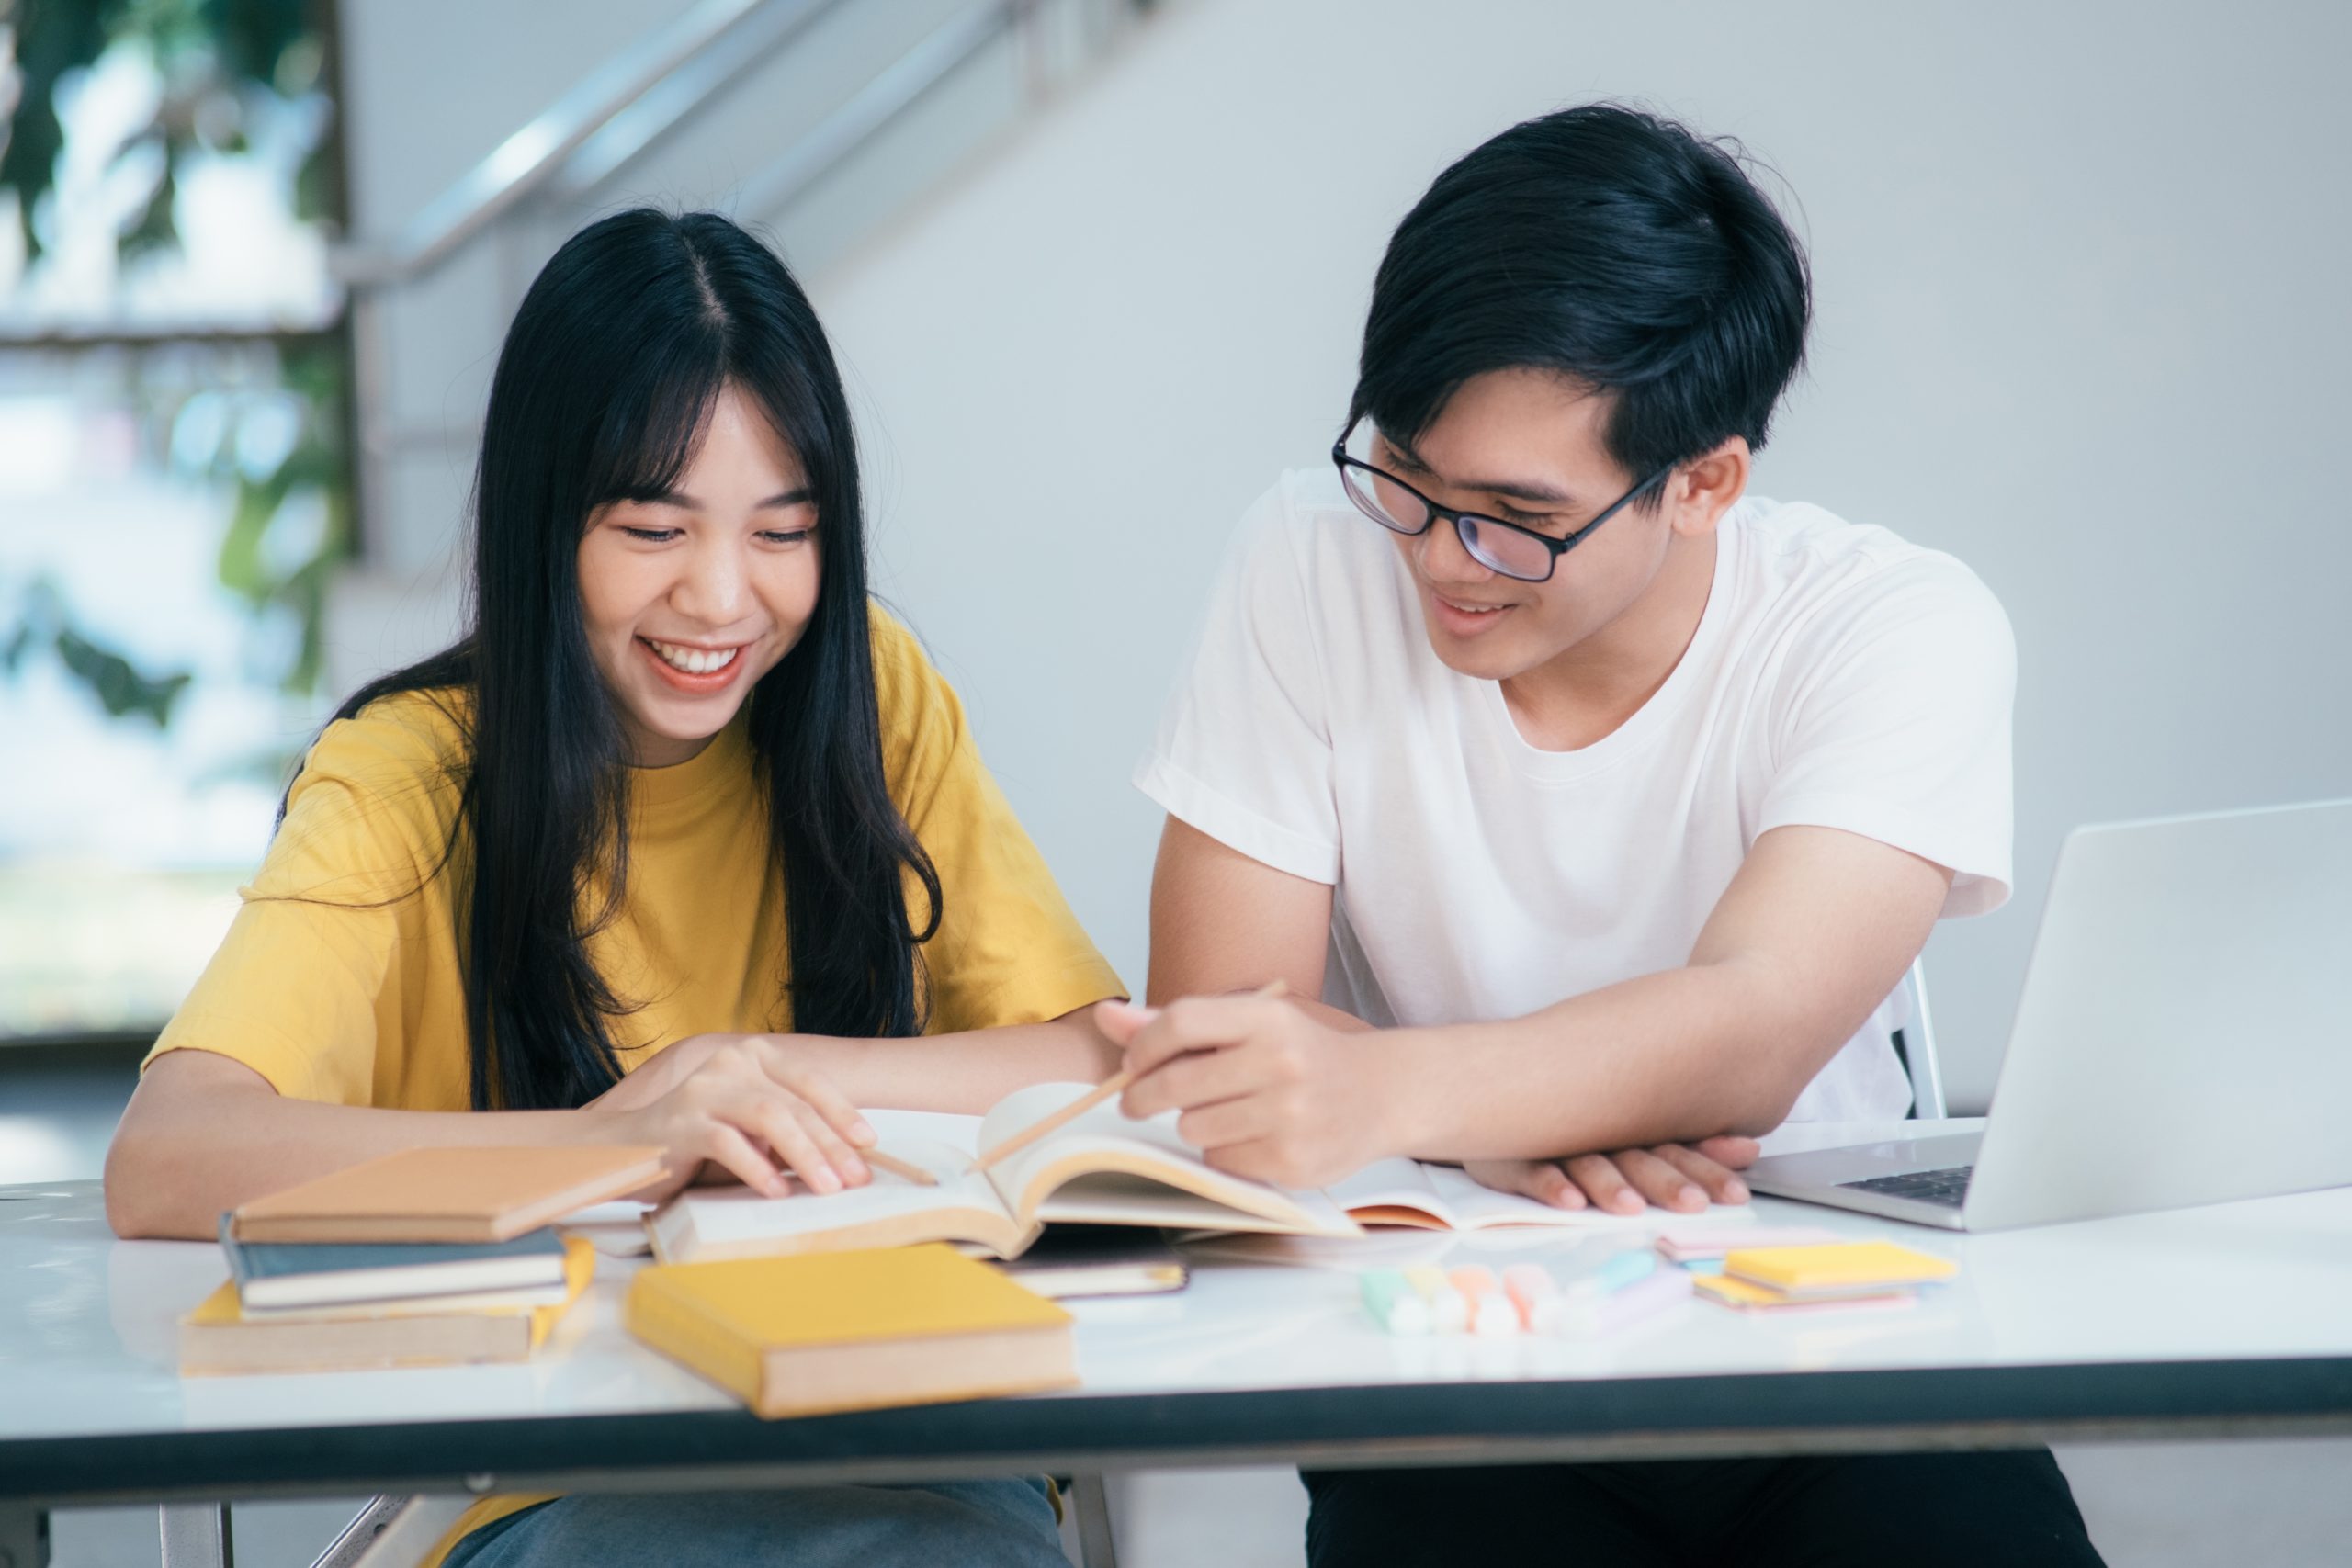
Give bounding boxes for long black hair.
[321,209,941,1111]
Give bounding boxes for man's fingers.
[1652,1143,1749,1204]
[1464,1158,1585,1210]
[1693,1134,1763,1170]
[1610,1147,1706,1213]
[1172,1094,1277,1154]
[1562,1152,1646,1215]
[1121,996,1281,1077]
[1122,1043,1262,1120]
[1092,998,1155,1048]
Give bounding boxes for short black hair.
[1349,104,1811,492]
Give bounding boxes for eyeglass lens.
[1339,461,1555,581]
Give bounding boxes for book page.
[976,1084,1360,1237]
[652,1136,1023,1260]
[1328,1160,1749,1231]
[1325,1158,1458,1228]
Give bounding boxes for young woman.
[105,209,1124,1568]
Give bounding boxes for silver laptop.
[1746,798,2352,1231]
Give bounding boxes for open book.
[649,1082,1363,1264]
[651,1083,1747,1265]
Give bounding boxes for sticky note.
[1555,1264,1692,1337]
[1501,1263,1555,1328]
[1360,1269,1430,1336]
[1723,1242,1957,1298]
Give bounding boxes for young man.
[1101,107,2105,1565]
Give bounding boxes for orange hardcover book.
[626,1244,1076,1418]
[228,1145,667,1244]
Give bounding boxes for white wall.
[339,0,2352,1112]
[808,0,2352,1111]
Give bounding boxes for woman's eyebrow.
[758,487,814,508]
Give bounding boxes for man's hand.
[1101,996,1406,1189]
[1464,1136,1759,1215]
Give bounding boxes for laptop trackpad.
[1747,1131,1986,1191]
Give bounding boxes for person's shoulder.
[301,686,472,797]
[1736,495,2008,637]
[866,600,952,712]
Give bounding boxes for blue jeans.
[443,1478,1065,1568]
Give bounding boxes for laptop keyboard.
[1838,1165,1974,1207]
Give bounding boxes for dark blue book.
[218,1216,569,1309]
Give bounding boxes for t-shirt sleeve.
[143,709,461,1103]
[1133,479,1341,884]
[1757,554,2017,917]
[870,609,1127,1033]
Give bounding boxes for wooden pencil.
[968,979,1288,1173]
[862,1148,938,1187]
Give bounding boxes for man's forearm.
[1377,960,1826,1161]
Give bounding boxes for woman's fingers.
[1464,1158,1586,1210]
[758,1042,876,1148]
[1651,1142,1750,1204]
[735,1093,862,1195]
[696,1122,789,1198]
[1607,1147,1706,1212]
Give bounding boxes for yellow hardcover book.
[625,1243,1077,1419]
[180,1236,594,1374]
[1722,1241,1957,1297]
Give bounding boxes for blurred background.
[3,1,2347,1562]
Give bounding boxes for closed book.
[221,1219,570,1310]
[229,1145,667,1244]
[1723,1241,1958,1299]
[179,1236,594,1375]
[625,1244,1076,1418]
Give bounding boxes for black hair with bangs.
[322,209,940,1111]
[1348,104,1812,495]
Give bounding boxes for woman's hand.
[1463,1137,1760,1215]
[582,1033,876,1201]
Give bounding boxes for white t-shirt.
[1136,468,2016,1123]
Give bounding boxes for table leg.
[159,1504,233,1568]
[0,1506,49,1568]
[1067,1472,1119,1568]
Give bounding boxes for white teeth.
[647,639,741,675]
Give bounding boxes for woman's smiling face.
[576,384,821,767]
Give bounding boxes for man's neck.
[1499,529,1719,752]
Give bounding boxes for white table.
[5,1121,2350,1566]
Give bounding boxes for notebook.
[179,1235,594,1374]
[228,1145,668,1244]
[220,1220,571,1309]
[625,1244,1076,1417]
[649,1082,1361,1264]
[1326,1159,1749,1232]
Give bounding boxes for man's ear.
[1667,436,1751,537]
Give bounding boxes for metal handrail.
[334,0,781,288]
[735,0,1029,220]
[548,0,850,201]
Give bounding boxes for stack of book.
[178,1145,662,1375]
[1690,1240,1958,1312]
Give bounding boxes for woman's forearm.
[806,1010,1121,1113]
[104,1049,594,1240]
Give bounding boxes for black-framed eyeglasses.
[1330,429,1672,583]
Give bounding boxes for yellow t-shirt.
[145,607,1122,1560]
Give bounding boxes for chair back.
[1888,959,1947,1121]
